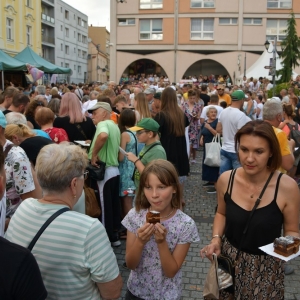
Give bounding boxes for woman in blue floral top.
[122,159,200,300]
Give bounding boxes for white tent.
[239,42,297,80]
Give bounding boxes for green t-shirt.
[134,141,166,188]
[88,120,120,167]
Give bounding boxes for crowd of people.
[0,75,299,299]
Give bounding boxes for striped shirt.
[6,198,119,300]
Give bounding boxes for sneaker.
[203,182,214,187]
[111,240,121,247]
[206,187,216,194]
[284,264,294,275]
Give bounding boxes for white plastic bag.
[204,134,221,167]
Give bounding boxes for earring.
[73,194,76,199]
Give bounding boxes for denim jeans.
[219,149,241,175]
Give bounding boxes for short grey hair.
[121,89,130,95]
[6,112,27,125]
[89,91,99,98]
[206,106,217,116]
[36,85,46,95]
[36,144,88,193]
[263,98,283,121]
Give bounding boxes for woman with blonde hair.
[134,92,151,122]
[6,144,122,300]
[5,124,53,166]
[53,92,95,142]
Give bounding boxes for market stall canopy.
[239,42,297,80]
[0,49,27,71]
[14,46,71,74]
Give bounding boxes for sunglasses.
[217,88,224,91]
[136,130,149,136]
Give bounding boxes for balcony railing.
[42,35,55,44]
[42,14,55,24]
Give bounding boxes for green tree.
[278,11,300,83]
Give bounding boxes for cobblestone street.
[113,149,300,299]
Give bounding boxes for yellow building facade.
[1,0,42,56]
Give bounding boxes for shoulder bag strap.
[125,130,138,155]
[4,144,14,159]
[234,171,274,263]
[76,123,88,140]
[139,142,160,159]
[27,207,70,251]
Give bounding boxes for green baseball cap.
[129,118,160,132]
[231,90,245,101]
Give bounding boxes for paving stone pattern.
[113,149,300,299]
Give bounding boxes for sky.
[63,0,110,31]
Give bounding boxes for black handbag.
[86,161,106,181]
[217,170,274,295]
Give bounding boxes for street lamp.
[264,37,277,97]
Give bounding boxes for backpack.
[286,122,300,156]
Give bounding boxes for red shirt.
[44,127,69,144]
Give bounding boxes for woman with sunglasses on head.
[201,120,300,299]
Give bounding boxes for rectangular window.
[26,0,32,7]
[65,63,69,68]
[6,18,13,41]
[243,18,262,25]
[65,27,69,37]
[61,25,63,31]
[65,45,69,54]
[78,17,81,25]
[82,51,87,58]
[140,0,163,9]
[191,18,214,40]
[191,0,215,8]
[78,49,81,57]
[74,47,76,53]
[267,0,292,8]
[82,20,87,28]
[266,19,287,41]
[118,18,136,25]
[82,36,87,43]
[61,62,63,67]
[26,26,32,45]
[74,65,76,70]
[78,66,81,74]
[78,33,81,42]
[140,19,163,40]
[219,18,237,25]
[60,7,62,13]
[65,10,69,19]
[61,43,63,51]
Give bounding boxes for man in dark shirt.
[199,85,210,106]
